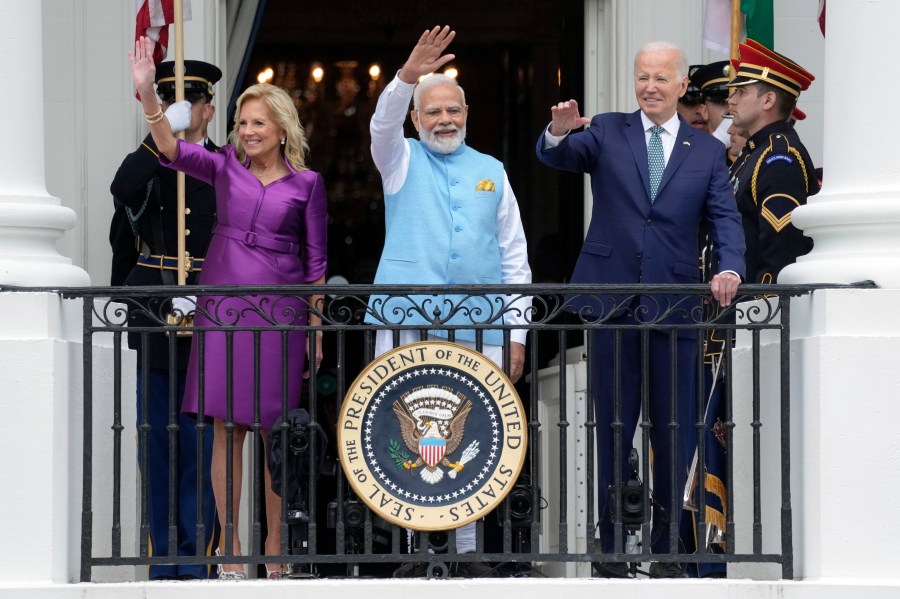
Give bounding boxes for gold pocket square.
[475,178,496,192]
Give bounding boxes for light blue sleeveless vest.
[366,140,508,345]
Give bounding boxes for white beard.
[419,124,466,154]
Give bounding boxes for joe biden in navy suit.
[536,41,745,576]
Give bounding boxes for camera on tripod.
[506,483,537,528]
[267,408,329,576]
[326,498,365,530]
[327,494,392,558]
[496,477,541,561]
[289,425,310,454]
[607,448,645,528]
[268,408,328,497]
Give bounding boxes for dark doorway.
[241,3,587,576]
[241,0,586,286]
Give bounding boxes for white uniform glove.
[711,115,732,148]
[164,100,192,134]
[171,295,196,315]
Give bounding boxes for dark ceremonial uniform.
[728,120,819,283]
[110,134,220,580]
[111,134,218,366]
[690,40,819,578]
[108,58,222,580]
[692,120,820,575]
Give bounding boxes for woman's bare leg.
[261,430,286,574]
[212,418,247,573]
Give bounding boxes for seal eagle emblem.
[391,387,479,484]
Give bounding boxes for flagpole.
[730,0,742,65]
[173,0,187,285]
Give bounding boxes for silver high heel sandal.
[265,564,289,580]
[215,548,247,581]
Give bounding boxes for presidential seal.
[337,341,527,531]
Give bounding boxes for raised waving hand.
[398,26,456,84]
[549,99,591,136]
[129,36,158,99]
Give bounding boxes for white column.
[0,0,88,286]
[0,0,91,586]
[779,0,900,288]
[788,289,900,581]
[775,0,900,584]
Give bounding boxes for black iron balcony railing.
[38,282,869,581]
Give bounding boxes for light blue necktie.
[648,124,665,202]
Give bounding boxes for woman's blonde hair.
[228,83,309,171]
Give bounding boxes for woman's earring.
[281,138,286,145]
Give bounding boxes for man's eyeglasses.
[417,105,465,121]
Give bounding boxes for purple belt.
[215,224,298,254]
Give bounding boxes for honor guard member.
[109,59,222,580]
[727,40,819,283]
[691,61,733,147]
[693,54,813,577]
[677,64,709,131]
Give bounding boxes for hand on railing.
[709,272,741,307]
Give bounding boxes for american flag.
[818,0,826,36]
[134,0,192,65]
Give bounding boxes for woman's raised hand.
[129,36,157,96]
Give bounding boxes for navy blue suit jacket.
[536,110,746,324]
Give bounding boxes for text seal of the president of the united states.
[337,341,527,530]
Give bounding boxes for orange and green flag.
[741,0,774,49]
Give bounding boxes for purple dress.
[162,141,327,429]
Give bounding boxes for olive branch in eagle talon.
[389,439,411,469]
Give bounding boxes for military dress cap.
[745,39,814,82]
[691,60,731,103]
[728,39,814,97]
[791,107,807,121]
[155,60,222,102]
[680,64,704,105]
